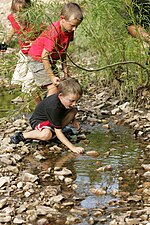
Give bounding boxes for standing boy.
[10,78,84,154]
[28,2,83,102]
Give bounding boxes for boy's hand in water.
[70,146,84,154]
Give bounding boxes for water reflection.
[74,124,143,211]
[0,88,20,118]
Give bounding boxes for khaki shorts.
[11,51,34,94]
[28,57,58,87]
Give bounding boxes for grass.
[68,0,150,99]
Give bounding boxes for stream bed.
[20,123,145,224]
[0,89,149,224]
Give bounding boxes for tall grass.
[68,0,149,100]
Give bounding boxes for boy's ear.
[60,15,65,20]
[58,93,63,98]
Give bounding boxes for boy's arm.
[42,49,60,86]
[127,25,150,45]
[61,52,69,78]
[54,128,84,154]
[5,27,15,44]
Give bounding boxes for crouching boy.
[10,78,84,154]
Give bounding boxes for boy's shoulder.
[44,93,58,104]
[43,20,61,35]
[44,94,65,110]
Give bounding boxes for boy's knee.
[41,130,52,141]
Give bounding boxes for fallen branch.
[67,53,150,76]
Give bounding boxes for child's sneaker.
[63,126,78,135]
[10,132,26,144]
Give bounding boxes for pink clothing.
[7,13,35,54]
[28,20,74,62]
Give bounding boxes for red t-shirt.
[28,20,74,62]
[7,13,37,55]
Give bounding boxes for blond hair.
[61,2,83,21]
[58,78,83,97]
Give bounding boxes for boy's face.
[59,93,80,109]
[60,17,82,32]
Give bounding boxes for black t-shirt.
[30,94,68,129]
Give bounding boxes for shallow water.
[23,123,144,224]
[0,88,19,118]
[73,124,143,224]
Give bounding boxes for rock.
[37,218,49,225]
[93,211,103,217]
[4,127,16,134]
[72,184,78,190]
[65,214,81,224]
[102,124,110,129]
[96,165,112,172]
[109,219,118,225]
[0,198,8,209]
[49,194,64,205]
[0,156,12,165]
[89,187,106,195]
[0,206,14,215]
[88,216,95,224]
[17,181,23,189]
[0,176,10,187]
[6,165,19,173]
[142,164,150,171]
[21,172,38,182]
[36,205,58,215]
[111,107,120,115]
[143,171,150,181]
[54,168,72,176]
[35,154,46,160]
[146,113,150,121]
[127,195,142,202]
[143,188,150,196]
[17,203,28,213]
[0,215,11,223]
[86,150,100,157]
[62,201,74,207]
[24,191,32,197]
[12,118,27,127]
[125,217,140,224]
[13,216,26,224]
[146,145,150,149]
[64,177,73,185]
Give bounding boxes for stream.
[0,89,148,225]
[0,88,20,118]
[21,123,144,224]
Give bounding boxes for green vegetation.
[70,0,149,99]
